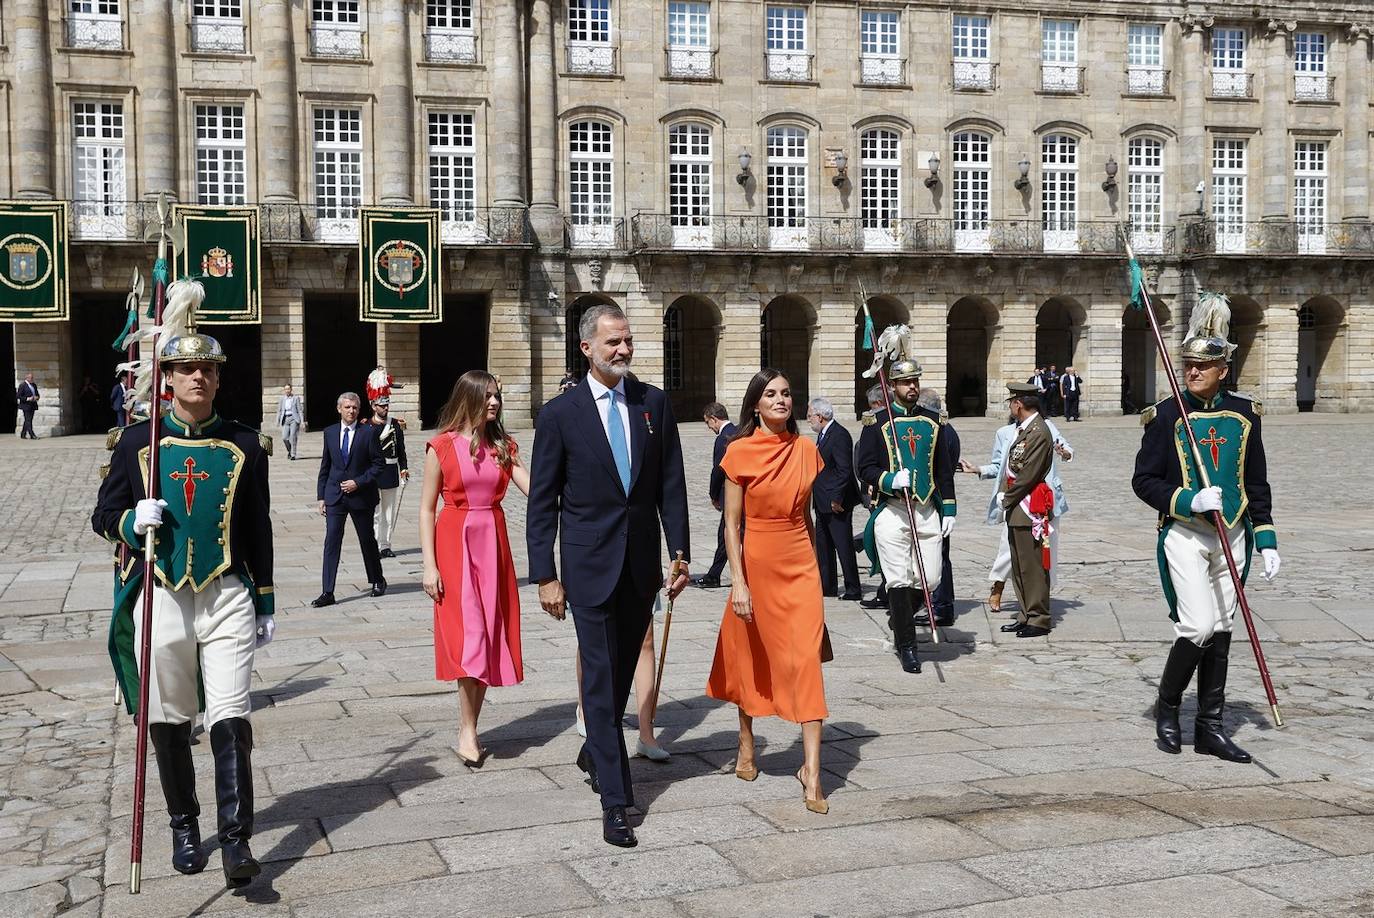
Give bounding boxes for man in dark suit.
[527,304,690,849]
[806,397,861,600]
[1060,366,1083,421]
[16,373,39,439]
[694,402,736,588]
[110,378,128,428]
[313,391,387,607]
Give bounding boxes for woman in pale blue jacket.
[960,417,1073,609]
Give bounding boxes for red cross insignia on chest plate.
[1199,426,1227,470]
[168,457,211,513]
[901,427,921,453]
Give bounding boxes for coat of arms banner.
[174,205,262,324]
[0,200,69,321]
[360,208,442,323]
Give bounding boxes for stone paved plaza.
[2,412,1373,917]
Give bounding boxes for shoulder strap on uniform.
[1229,391,1264,416]
[1140,404,1158,427]
[257,432,273,456]
[105,427,123,451]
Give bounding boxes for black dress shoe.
[602,805,638,848]
[1016,625,1051,638]
[897,645,922,674]
[839,592,862,602]
[913,612,956,627]
[370,579,387,597]
[576,746,600,795]
[859,597,888,610]
[692,575,721,589]
[999,620,1025,633]
[310,592,336,607]
[379,548,396,559]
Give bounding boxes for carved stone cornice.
[1179,12,1214,35]
[1265,19,1296,39]
[1348,23,1374,44]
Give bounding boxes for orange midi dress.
[706,428,829,723]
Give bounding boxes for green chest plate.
[883,414,939,504]
[1175,410,1251,528]
[139,436,245,591]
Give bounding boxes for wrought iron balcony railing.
[67,13,123,50]
[952,59,997,91]
[190,17,246,53]
[1041,64,1085,93]
[860,55,906,86]
[567,42,618,76]
[765,50,814,81]
[1295,74,1336,102]
[565,217,627,251]
[665,46,715,80]
[309,24,366,59]
[1210,70,1253,99]
[1125,68,1170,95]
[425,27,479,64]
[1184,220,1374,256]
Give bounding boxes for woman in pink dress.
[420,371,529,765]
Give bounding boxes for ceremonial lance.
[1123,237,1283,728]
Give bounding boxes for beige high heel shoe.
[796,768,828,814]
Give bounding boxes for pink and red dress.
[429,432,523,685]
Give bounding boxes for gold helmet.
[1181,291,1236,363]
[160,332,226,365]
[888,358,923,381]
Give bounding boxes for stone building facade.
[2,0,1372,435]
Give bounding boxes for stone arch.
[1227,295,1264,394]
[1297,295,1346,412]
[565,293,619,380]
[1035,297,1088,384]
[761,294,816,416]
[664,294,722,418]
[1121,298,1171,413]
[854,296,908,416]
[946,296,998,417]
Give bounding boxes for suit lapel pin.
[643,411,654,434]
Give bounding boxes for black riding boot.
[889,588,921,674]
[1155,638,1205,754]
[149,722,209,874]
[210,717,261,887]
[1193,633,1252,763]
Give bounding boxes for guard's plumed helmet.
[160,332,226,365]
[1181,290,1237,363]
[888,358,923,381]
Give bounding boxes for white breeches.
[375,485,402,549]
[989,522,1060,588]
[135,577,256,727]
[873,500,943,591]
[1164,519,1246,646]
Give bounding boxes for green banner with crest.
[360,208,442,323]
[0,201,70,321]
[173,205,261,323]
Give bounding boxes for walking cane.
[129,194,179,893]
[649,551,686,723]
[1123,236,1283,728]
[859,292,940,644]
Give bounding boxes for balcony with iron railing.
[765,50,814,82]
[665,46,716,80]
[1209,70,1253,99]
[425,26,479,64]
[1294,73,1336,102]
[64,200,530,246]
[1184,220,1374,256]
[567,42,618,75]
[1125,68,1170,96]
[952,59,997,91]
[565,217,627,250]
[67,13,123,50]
[860,55,906,86]
[190,16,246,53]
[1040,64,1084,94]
[309,23,366,59]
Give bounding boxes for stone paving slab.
[919,874,1298,918]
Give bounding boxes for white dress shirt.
[586,374,632,473]
[1016,411,1041,434]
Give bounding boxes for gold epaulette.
[99,463,111,480]
[861,412,876,427]
[1231,392,1264,416]
[257,432,273,456]
[105,427,123,451]
[1140,405,1157,426]
[938,411,949,426]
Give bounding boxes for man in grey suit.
[276,384,304,460]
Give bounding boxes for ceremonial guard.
[998,382,1056,638]
[368,394,409,558]
[856,358,957,673]
[1133,293,1279,763]
[92,280,274,887]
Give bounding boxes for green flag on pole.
[1127,258,1146,311]
[0,200,69,321]
[174,206,262,323]
[861,312,875,350]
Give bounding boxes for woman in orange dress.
[420,371,529,766]
[706,368,829,814]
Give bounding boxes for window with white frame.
[1211,27,1248,97]
[952,15,993,90]
[1294,141,1327,249]
[68,0,123,50]
[668,123,712,244]
[1127,23,1165,93]
[859,129,900,246]
[663,305,683,390]
[766,6,809,79]
[313,107,362,239]
[310,0,363,57]
[568,120,615,244]
[1127,137,1164,250]
[766,125,808,247]
[859,9,901,84]
[952,131,990,249]
[428,111,476,227]
[1211,138,1247,251]
[568,0,614,73]
[72,101,126,235]
[666,1,711,78]
[425,0,477,63]
[191,0,244,53]
[1041,20,1079,91]
[1294,33,1330,101]
[194,104,246,205]
[1040,134,1078,248]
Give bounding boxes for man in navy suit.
[313,391,386,607]
[527,304,690,849]
[693,402,736,588]
[807,397,862,600]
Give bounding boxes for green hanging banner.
[0,200,70,322]
[173,205,262,323]
[359,208,442,323]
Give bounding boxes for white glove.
[133,498,168,535]
[256,616,276,648]
[940,515,956,538]
[1261,549,1281,582]
[889,469,911,490]
[993,493,1006,523]
[1190,487,1223,514]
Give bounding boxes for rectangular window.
[766,126,807,249]
[1127,23,1163,68]
[194,104,246,206]
[860,10,898,57]
[1294,141,1327,253]
[569,0,611,43]
[1212,28,1245,70]
[70,0,120,13]
[311,0,359,24]
[1040,135,1078,244]
[953,131,990,252]
[191,0,244,52]
[72,101,125,207]
[426,0,472,30]
[1212,138,1247,253]
[68,0,122,49]
[952,14,989,59]
[192,0,241,17]
[568,121,614,244]
[860,130,900,250]
[1294,32,1326,73]
[667,1,708,48]
[425,0,477,62]
[766,6,806,51]
[313,107,363,241]
[1041,19,1077,63]
[1127,138,1164,252]
[668,124,712,236]
[310,0,363,57]
[428,112,476,224]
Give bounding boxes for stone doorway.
[71,294,129,433]
[664,295,720,420]
[946,296,996,417]
[200,322,263,428]
[1,323,14,434]
[304,292,377,429]
[853,296,906,417]
[420,294,490,427]
[761,295,815,416]
[1297,296,1346,412]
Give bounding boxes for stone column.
[1261,21,1294,221]
[909,299,947,408]
[1085,297,1123,417]
[259,0,299,203]
[490,0,527,208]
[133,0,179,199]
[1344,25,1372,222]
[13,322,75,436]
[260,285,305,430]
[625,285,664,387]
[991,297,1035,417]
[488,258,533,422]
[528,0,561,244]
[1261,302,1298,412]
[718,287,761,415]
[527,255,568,414]
[1177,16,1211,218]
[375,3,414,205]
[13,0,55,198]
[813,293,856,417]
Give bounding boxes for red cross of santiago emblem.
[1198,425,1227,471]
[168,457,211,513]
[901,427,921,454]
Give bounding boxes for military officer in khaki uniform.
[998,382,1056,638]
[93,319,274,888]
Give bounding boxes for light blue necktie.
[606,390,631,493]
[342,426,352,463]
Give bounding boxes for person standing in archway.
[1060,366,1083,421]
